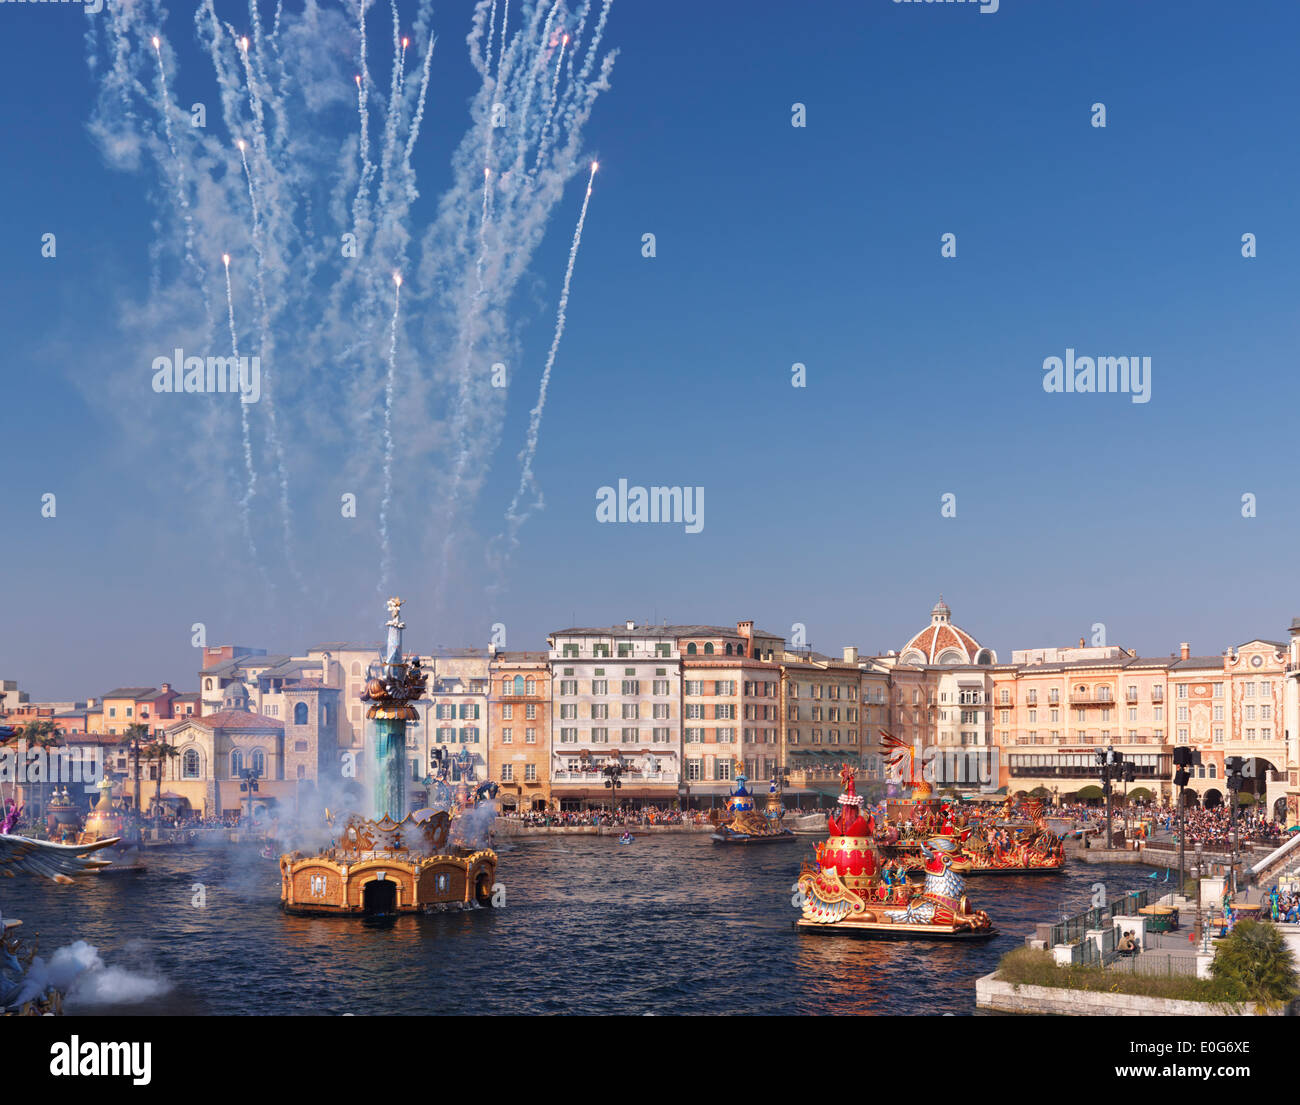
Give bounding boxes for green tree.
[123,722,151,812]
[1210,920,1299,1006]
[8,720,64,825]
[141,739,181,817]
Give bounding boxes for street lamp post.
[238,766,262,831]
[1225,756,1245,894]
[1122,761,1137,843]
[1095,744,1124,850]
[602,760,624,817]
[1172,746,1200,891]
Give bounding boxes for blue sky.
[2,0,1299,701]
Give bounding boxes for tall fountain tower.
[279,596,500,917]
[362,597,427,821]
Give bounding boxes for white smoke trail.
[499,0,510,81]
[532,30,570,175]
[223,254,264,575]
[150,36,209,328]
[502,161,598,550]
[83,1,617,612]
[485,0,499,76]
[379,273,402,592]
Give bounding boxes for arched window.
[204,678,213,691]
[687,643,697,655]
[704,643,714,655]
[725,644,733,655]
[183,749,201,779]
[736,645,745,657]
[294,702,309,726]
[514,675,525,694]
[1208,763,1217,778]
[322,704,331,726]
[251,749,266,778]
[230,749,243,777]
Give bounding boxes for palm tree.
[1210,920,1299,1007]
[123,722,151,812]
[9,720,63,826]
[141,739,181,819]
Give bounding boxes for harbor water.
[7,836,1162,1015]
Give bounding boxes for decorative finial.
[385,596,405,629]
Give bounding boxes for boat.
[710,765,795,845]
[72,776,147,876]
[618,832,634,845]
[786,810,829,835]
[793,764,997,940]
[876,796,1065,877]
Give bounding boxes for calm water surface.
[7,836,1162,1015]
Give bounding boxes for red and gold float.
[877,796,1065,877]
[794,765,996,940]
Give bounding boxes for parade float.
[875,730,1063,875]
[793,765,997,940]
[876,796,1066,877]
[279,599,499,917]
[710,764,795,845]
[1,801,120,1015]
[72,776,147,876]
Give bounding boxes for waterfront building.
[303,642,383,755]
[870,600,999,796]
[415,651,491,804]
[548,622,682,809]
[488,650,551,812]
[163,679,341,819]
[678,623,782,806]
[779,648,866,804]
[990,646,1170,804]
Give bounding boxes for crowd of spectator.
[502,806,713,828]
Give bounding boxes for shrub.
[1209,921,1299,1007]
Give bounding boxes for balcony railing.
[551,770,679,785]
[1069,694,1115,706]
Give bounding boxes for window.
[560,728,578,744]
[621,680,639,695]
[502,728,513,744]
[525,764,537,782]
[503,704,514,720]
[622,727,639,743]
[525,728,536,744]
[251,749,266,777]
[501,763,514,782]
[560,680,577,696]
[687,643,697,655]
[183,749,201,778]
[230,750,243,777]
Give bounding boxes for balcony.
[551,770,678,785]
[1068,694,1115,707]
